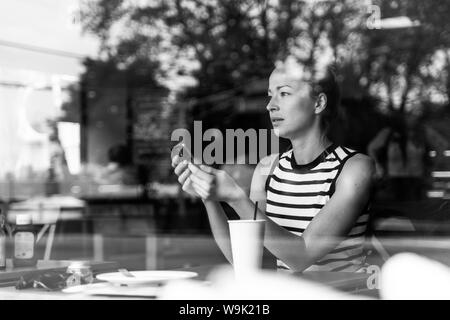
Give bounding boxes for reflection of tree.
[77,2,444,101]
[365,1,450,114]
[77,1,366,96]
[68,0,450,152]
[351,1,450,113]
[417,0,450,106]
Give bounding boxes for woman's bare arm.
[201,200,233,264]
[172,156,233,263]
[228,154,375,272]
[300,154,375,262]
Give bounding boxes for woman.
[172,58,375,272]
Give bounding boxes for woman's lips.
[271,118,284,125]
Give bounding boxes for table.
[0,259,117,287]
[0,263,375,300]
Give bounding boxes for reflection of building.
[76,64,173,183]
[131,89,177,183]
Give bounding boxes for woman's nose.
[266,96,279,112]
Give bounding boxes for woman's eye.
[280,92,291,97]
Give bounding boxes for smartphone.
[171,142,193,166]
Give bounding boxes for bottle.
[66,261,94,287]
[0,212,7,270]
[12,214,37,268]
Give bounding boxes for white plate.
[63,283,160,298]
[95,270,198,286]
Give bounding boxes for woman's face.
[267,67,317,139]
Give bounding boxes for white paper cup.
[228,219,265,279]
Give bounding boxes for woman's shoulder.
[258,153,280,164]
[338,152,375,186]
[333,145,368,158]
[345,152,374,167]
[255,153,282,176]
[334,144,374,167]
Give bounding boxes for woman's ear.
[314,93,327,114]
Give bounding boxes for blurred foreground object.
[160,266,369,300]
[380,253,450,299]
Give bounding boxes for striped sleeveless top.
[265,144,370,272]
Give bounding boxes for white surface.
[10,195,85,209]
[15,213,31,225]
[96,270,198,286]
[7,195,86,224]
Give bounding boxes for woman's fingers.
[189,172,213,191]
[171,155,179,168]
[190,176,210,193]
[188,163,213,182]
[181,176,192,192]
[199,165,215,174]
[177,168,191,185]
[191,182,209,199]
[180,177,199,197]
[174,160,189,176]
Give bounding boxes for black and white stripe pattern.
[265,145,369,272]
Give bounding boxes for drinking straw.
[253,201,258,220]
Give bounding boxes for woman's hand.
[188,163,246,202]
[171,155,198,197]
